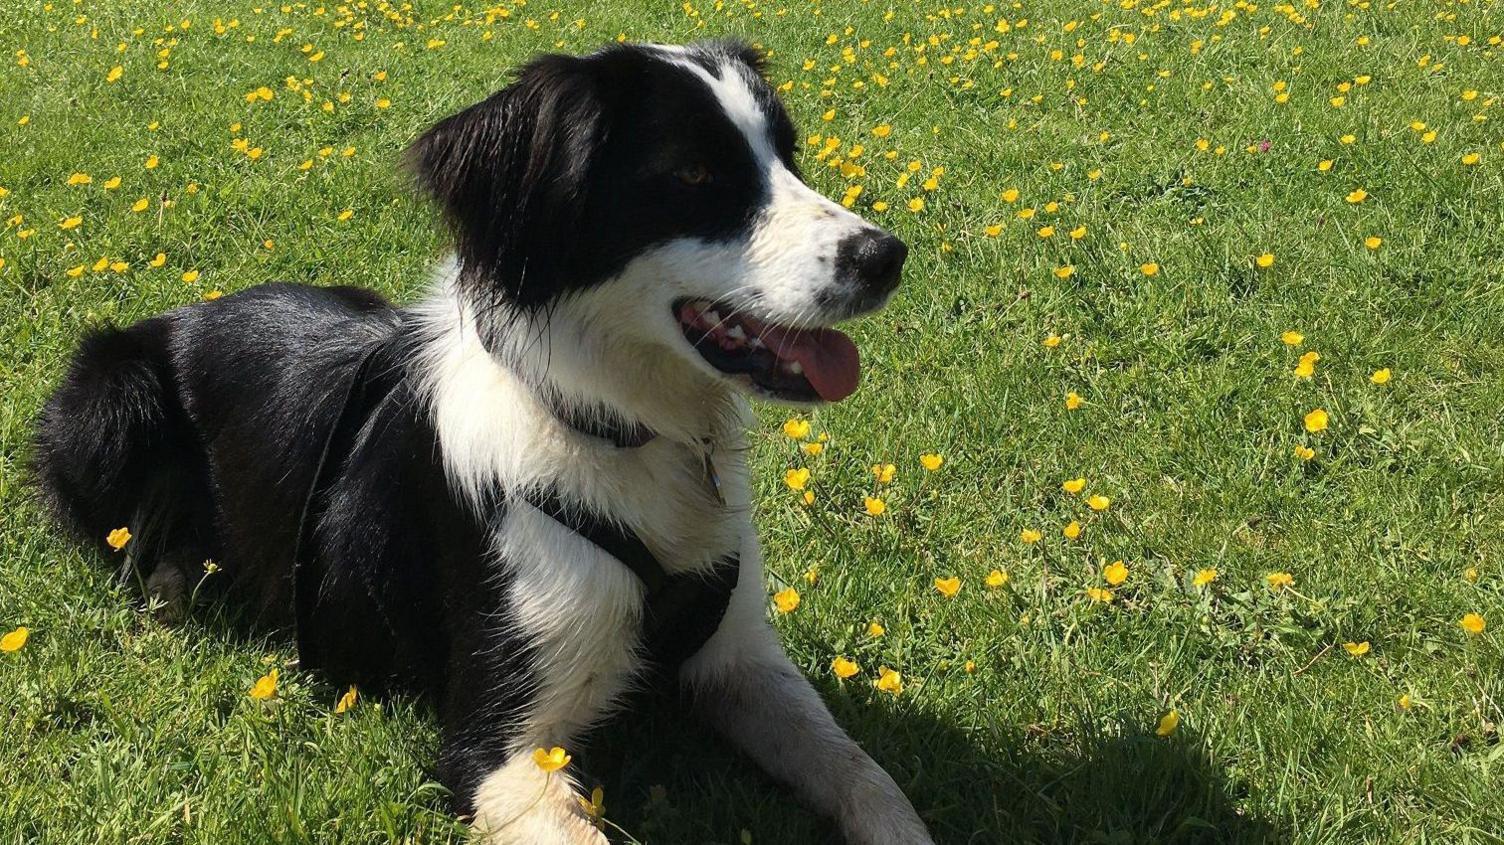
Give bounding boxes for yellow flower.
[532,746,571,773]
[106,65,123,83]
[1193,568,1218,587]
[1070,225,1087,240]
[1345,187,1368,204]
[919,453,943,471]
[1461,152,1481,166]
[1317,159,1333,172]
[1001,188,1020,203]
[145,155,159,169]
[1281,330,1304,346]
[1042,334,1062,348]
[1053,265,1075,279]
[1103,560,1128,585]
[59,215,83,230]
[772,587,800,614]
[871,463,896,484]
[1139,262,1160,277]
[1370,368,1391,385]
[800,441,823,456]
[0,627,29,653]
[985,569,1009,588]
[1294,445,1316,461]
[781,418,811,440]
[863,497,887,516]
[983,223,1002,237]
[1303,408,1329,433]
[148,252,166,268]
[1342,641,1370,657]
[578,786,605,823]
[1460,613,1485,635]
[337,209,354,221]
[906,197,925,213]
[874,666,904,695]
[249,668,279,700]
[106,526,132,550]
[335,686,358,713]
[1155,710,1180,737]
[66,265,85,278]
[1086,494,1111,512]
[1397,693,1412,711]
[867,621,885,637]
[1255,252,1275,269]
[1065,391,1083,410]
[963,660,976,674]
[1037,225,1055,239]
[784,467,810,491]
[66,172,93,186]
[1293,351,1318,379]
[181,270,201,284]
[131,197,150,212]
[1086,586,1114,603]
[831,656,860,679]
[1019,528,1042,544]
[1061,477,1087,494]
[1063,520,1082,539]
[1266,571,1294,590]
[1363,236,1382,250]
[871,124,892,138]
[933,576,961,598]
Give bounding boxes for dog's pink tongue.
[757,325,861,402]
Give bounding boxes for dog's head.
[409,41,905,407]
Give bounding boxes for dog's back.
[32,283,397,622]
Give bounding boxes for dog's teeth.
[704,309,721,326]
[787,361,804,375]
[725,325,746,341]
[748,336,764,349]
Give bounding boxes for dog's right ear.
[406,54,604,308]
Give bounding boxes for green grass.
[3,0,1503,843]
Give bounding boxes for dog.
[32,40,931,844]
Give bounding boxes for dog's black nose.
[837,229,907,296]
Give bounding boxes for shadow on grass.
[581,679,1285,845]
[90,580,1281,845]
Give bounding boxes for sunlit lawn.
[2,1,1502,843]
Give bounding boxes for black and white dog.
[32,40,931,844]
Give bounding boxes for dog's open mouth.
[675,299,860,402]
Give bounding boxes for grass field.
[3,0,1503,842]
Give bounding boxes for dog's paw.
[472,812,608,845]
[840,813,935,845]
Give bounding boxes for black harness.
[291,329,739,675]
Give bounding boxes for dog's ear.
[407,54,604,308]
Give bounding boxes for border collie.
[32,40,931,844]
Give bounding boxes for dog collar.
[552,404,657,449]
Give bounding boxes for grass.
[2,0,1503,843]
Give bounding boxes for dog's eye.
[675,163,712,186]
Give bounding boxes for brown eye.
[676,163,711,186]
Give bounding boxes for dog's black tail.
[32,318,215,600]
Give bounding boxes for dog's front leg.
[681,601,934,845]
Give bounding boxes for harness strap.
[523,490,739,667]
[292,333,407,667]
